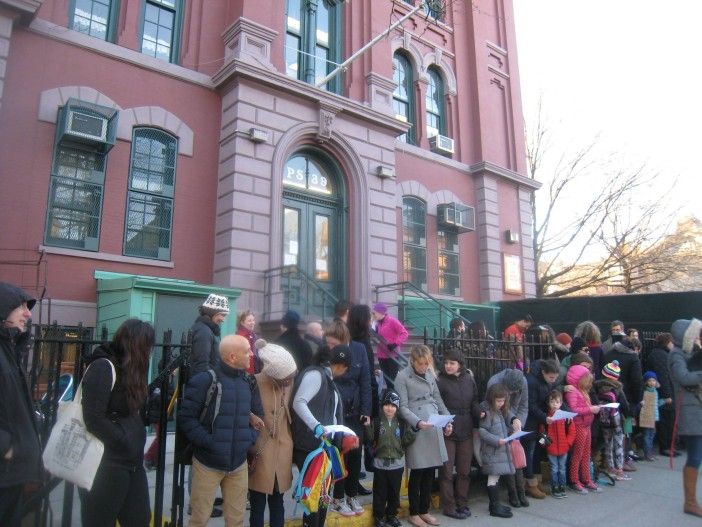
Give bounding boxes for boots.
[487,485,512,518]
[525,477,546,499]
[515,470,530,507]
[683,466,702,517]
[505,475,520,508]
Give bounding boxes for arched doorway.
[281,150,346,315]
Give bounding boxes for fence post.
[153,330,173,527]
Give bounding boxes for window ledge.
[39,245,175,268]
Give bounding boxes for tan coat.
[248,374,294,494]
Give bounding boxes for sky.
[512,0,701,223]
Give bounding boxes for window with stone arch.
[426,67,446,138]
[402,196,427,290]
[393,51,416,144]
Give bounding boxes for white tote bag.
[42,359,116,491]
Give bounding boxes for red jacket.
[540,409,576,456]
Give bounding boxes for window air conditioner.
[437,203,476,233]
[66,109,108,142]
[429,134,454,155]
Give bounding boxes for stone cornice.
[0,0,42,18]
[212,58,410,135]
[469,161,541,190]
[28,18,213,88]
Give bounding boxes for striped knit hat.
[602,360,621,380]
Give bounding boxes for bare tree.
[526,100,673,297]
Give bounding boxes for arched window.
[393,52,415,144]
[124,128,177,260]
[402,196,426,289]
[426,67,445,138]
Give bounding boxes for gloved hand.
[387,343,398,351]
[314,424,325,438]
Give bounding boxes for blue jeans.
[522,438,538,479]
[642,428,656,455]
[683,435,702,469]
[548,454,567,487]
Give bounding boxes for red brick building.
[0,0,539,335]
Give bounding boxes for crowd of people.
[1,280,702,527]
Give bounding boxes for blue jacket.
[334,341,372,423]
[178,362,259,471]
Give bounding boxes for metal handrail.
[374,281,472,334]
[263,264,340,321]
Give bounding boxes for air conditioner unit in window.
[56,98,119,154]
[429,134,454,155]
[437,202,476,233]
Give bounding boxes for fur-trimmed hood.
[671,318,702,354]
[594,377,622,394]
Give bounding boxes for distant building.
[0,0,539,337]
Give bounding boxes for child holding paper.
[640,371,666,461]
[564,364,601,494]
[479,383,516,518]
[595,361,631,480]
[540,390,575,497]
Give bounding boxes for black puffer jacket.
[603,342,643,416]
[179,362,259,471]
[0,282,42,487]
[82,345,147,467]
[525,360,558,431]
[645,346,673,400]
[189,316,221,376]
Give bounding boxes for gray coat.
[487,369,528,425]
[395,366,449,469]
[478,402,515,476]
[668,318,702,436]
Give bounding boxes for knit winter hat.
[372,303,388,315]
[643,371,658,383]
[255,338,297,380]
[602,360,621,380]
[502,368,524,392]
[281,310,301,329]
[201,294,230,315]
[556,333,573,346]
[382,389,401,408]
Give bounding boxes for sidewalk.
[50,434,701,526]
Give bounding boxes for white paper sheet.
[551,409,578,421]
[505,430,532,442]
[599,402,620,409]
[324,425,357,436]
[426,414,455,428]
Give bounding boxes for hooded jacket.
[564,365,595,428]
[190,315,221,377]
[603,341,643,416]
[0,282,42,487]
[668,318,702,436]
[525,360,557,431]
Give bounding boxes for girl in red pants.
[564,365,601,494]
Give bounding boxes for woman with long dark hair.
[79,318,155,527]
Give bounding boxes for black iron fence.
[25,323,192,527]
[424,329,562,397]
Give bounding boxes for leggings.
[683,435,702,469]
[78,462,150,527]
[408,467,435,516]
[569,426,593,487]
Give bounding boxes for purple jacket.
[375,314,409,359]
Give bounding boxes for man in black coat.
[275,310,314,372]
[0,282,42,526]
[190,293,230,377]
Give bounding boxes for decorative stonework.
[222,17,277,71]
[37,86,194,156]
[317,102,341,142]
[365,72,396,115]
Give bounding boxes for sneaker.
[386,516,402,527]
[645,455,657,462]
[552,486,566,499]
[347,496,364,515]
[585,482,602,493]
[614,469,632,481]
[623,461,637,472]
[331,498,356,517]
[558,486,568,498]
[456,506,472,517]
[570,483,588,495]
[374,517,386,527]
